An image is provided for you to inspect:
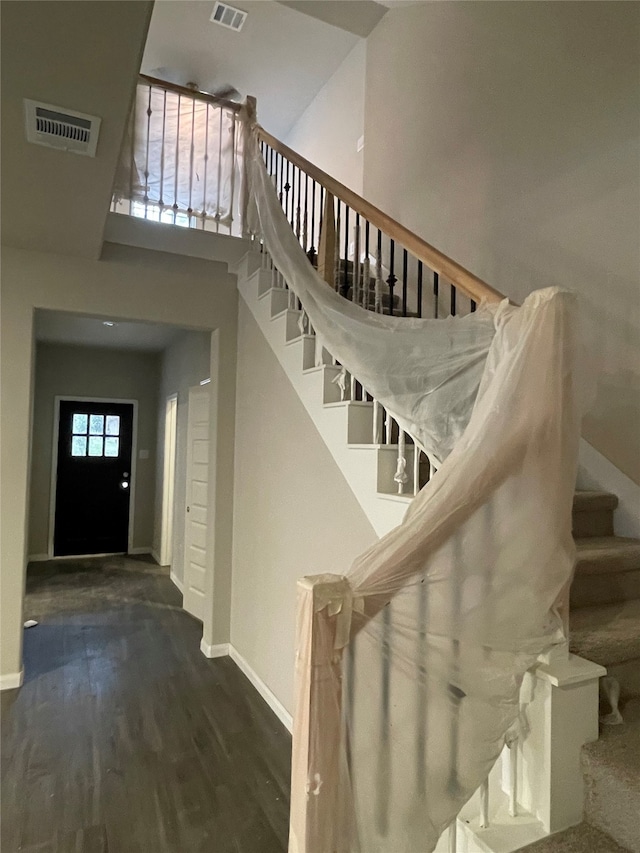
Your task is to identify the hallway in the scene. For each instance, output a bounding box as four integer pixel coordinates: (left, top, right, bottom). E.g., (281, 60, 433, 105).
(1, 556, 291, 852)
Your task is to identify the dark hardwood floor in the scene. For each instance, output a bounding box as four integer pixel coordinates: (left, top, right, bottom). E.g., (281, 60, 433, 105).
(1, 556, 291, 853)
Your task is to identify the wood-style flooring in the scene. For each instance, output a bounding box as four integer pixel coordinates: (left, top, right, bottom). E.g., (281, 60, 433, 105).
(1, 556, 291, 853)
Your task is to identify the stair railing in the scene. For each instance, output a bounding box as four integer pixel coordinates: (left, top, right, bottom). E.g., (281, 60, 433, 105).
(111, 75, 245, 234)
(112, 78, 547, 846)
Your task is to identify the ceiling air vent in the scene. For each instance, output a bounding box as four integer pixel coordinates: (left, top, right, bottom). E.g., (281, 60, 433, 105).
(24, 100, 101, 157)
(210, 2, 247, 32)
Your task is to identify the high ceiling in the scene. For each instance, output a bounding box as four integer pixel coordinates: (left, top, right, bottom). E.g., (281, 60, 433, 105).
(141, 0, 386, 138)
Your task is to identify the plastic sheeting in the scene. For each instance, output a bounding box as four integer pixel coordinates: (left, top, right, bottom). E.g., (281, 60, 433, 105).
(246, 138, 581, 852)
(113, 84, 242, 228)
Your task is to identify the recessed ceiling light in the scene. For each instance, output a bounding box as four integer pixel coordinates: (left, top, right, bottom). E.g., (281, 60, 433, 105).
(103, 321, 115, 327)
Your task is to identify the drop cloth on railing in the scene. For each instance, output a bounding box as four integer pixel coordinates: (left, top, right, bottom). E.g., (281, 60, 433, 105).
(246, 139, 581, 852)
(113, 83, 242, 227)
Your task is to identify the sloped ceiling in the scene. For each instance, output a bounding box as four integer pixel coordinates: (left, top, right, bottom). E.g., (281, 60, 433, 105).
(276, 1, 387, 38)
(141, 0, 374, 138)
(0, 1, 153, 259)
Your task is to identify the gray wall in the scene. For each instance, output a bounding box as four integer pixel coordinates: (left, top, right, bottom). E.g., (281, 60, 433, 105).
(1, 242, 237, 680)
(363, 1, 640, 484)
(281, 2, 640, 486)
(153, 330, 212, 582)
(29, 343, 160, 556)
(231, 301, 377, 714)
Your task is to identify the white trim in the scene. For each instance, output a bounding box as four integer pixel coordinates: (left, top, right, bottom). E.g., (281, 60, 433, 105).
(578, 438, 640, 537)
(228, 645, 293, 733)
(49, 396, 139, 557)
(128, 546, 152, 555)
(31, 551, 126, 561)
(200, 640, 229, 658)
(196, 642, 293, 732)
(151, 549, 162, 565)
(160, 394, 178, 567)
(0, 670, 24, 691)
(28, 553, 50, 562)
(170, 571, 184, 594)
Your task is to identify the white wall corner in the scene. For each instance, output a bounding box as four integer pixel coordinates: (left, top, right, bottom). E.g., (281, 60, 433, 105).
(229, 645, 293, 733)
(0, 669, 24, 691)
(200, 639, 229, 659)
(578, 438, 640, 537)
(151, 549, 162, 566)
(170, 571, 184, 594)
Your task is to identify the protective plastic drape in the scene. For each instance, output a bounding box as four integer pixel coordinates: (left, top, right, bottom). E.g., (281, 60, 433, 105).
(247, 138, 580, 852)
(113, 85, 242, 227)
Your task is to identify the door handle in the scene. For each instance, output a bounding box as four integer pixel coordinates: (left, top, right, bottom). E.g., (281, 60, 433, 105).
(186, 506, 190, 513)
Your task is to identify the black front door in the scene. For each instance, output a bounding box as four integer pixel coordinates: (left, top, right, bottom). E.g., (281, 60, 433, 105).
(53, 400, 134, 557)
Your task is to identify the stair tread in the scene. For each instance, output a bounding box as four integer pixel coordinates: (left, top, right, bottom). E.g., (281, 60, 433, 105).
(573, 490, 619, 512)
(518, 822, 630, 852)
(575, 537, 640, 575)
(570, 598, 640, 666)
(584, 696, 640, 779)
(582, 697, 640, 852)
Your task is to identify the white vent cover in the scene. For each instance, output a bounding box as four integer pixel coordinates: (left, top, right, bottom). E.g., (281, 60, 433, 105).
(210, 1, 247, 31)
(24, 100, 101, 157)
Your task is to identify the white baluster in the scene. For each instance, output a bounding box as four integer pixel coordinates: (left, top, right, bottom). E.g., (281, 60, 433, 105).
(413, 446, 421, 496)
(384, 410, 393, 445)
(448, 819, 458, 853)
(372, 400, 382, 444)
(480, 778, 490, 828)
(394, 430, 408, 495)
(508, 737, 518, 817)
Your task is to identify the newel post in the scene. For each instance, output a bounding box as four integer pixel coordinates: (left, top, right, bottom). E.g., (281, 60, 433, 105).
(241, 95, 258, 238)
(317, 191, 336, 288)
(289, 574, 353, 853)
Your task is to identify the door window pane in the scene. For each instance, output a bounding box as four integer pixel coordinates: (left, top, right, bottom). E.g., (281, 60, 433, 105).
(89, 415, 105, 435)
(71, 436, 87, 456)
(72, 414, 88, 434)
(88, 436, 104, 456)
(104, 437, 119, 457)
(105, 415, 120, 436)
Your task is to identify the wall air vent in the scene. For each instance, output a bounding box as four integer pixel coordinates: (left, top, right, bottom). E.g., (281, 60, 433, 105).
(24, 100, 101, 157)
(210, 1, 247, 31)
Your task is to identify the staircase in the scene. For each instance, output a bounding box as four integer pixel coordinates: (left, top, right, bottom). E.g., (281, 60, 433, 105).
(235, 247, 640, 852)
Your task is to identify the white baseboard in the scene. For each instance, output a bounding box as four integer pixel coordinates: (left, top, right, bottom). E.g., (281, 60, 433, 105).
(128, 546, 152, 556)
(200, 640, 229, 658)
(170, 572, 184, 594)
(228, 645, 293, 733)
(150, 549, 162, 566)
(578, 439, 640, 537)
(28, 554, 50, 562)
(0, 670, 24, 691)
(197, 640, 293, 732)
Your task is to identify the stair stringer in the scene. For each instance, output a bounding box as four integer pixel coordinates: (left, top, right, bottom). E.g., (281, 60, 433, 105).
(235, 252, 410, 538)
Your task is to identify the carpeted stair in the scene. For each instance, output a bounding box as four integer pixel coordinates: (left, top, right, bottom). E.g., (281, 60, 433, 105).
(522, 490, 640, 851)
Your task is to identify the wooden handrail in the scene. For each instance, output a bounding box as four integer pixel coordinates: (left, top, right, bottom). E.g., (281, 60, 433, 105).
(138, 73, 244, 113)
(255, 125, 505, 306)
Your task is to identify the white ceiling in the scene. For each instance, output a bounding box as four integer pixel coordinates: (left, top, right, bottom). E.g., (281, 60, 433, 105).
(35, 310, 184, 353)
(141, 0, 383, 138)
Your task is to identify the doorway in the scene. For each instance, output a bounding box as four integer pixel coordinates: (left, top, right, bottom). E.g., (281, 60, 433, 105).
(183, 385, 210, 621)
(52, 398, 136, 557)
(159, 394, 178, 567)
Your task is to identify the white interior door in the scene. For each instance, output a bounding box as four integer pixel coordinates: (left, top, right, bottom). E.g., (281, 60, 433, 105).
(183, 385, 209, 621)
